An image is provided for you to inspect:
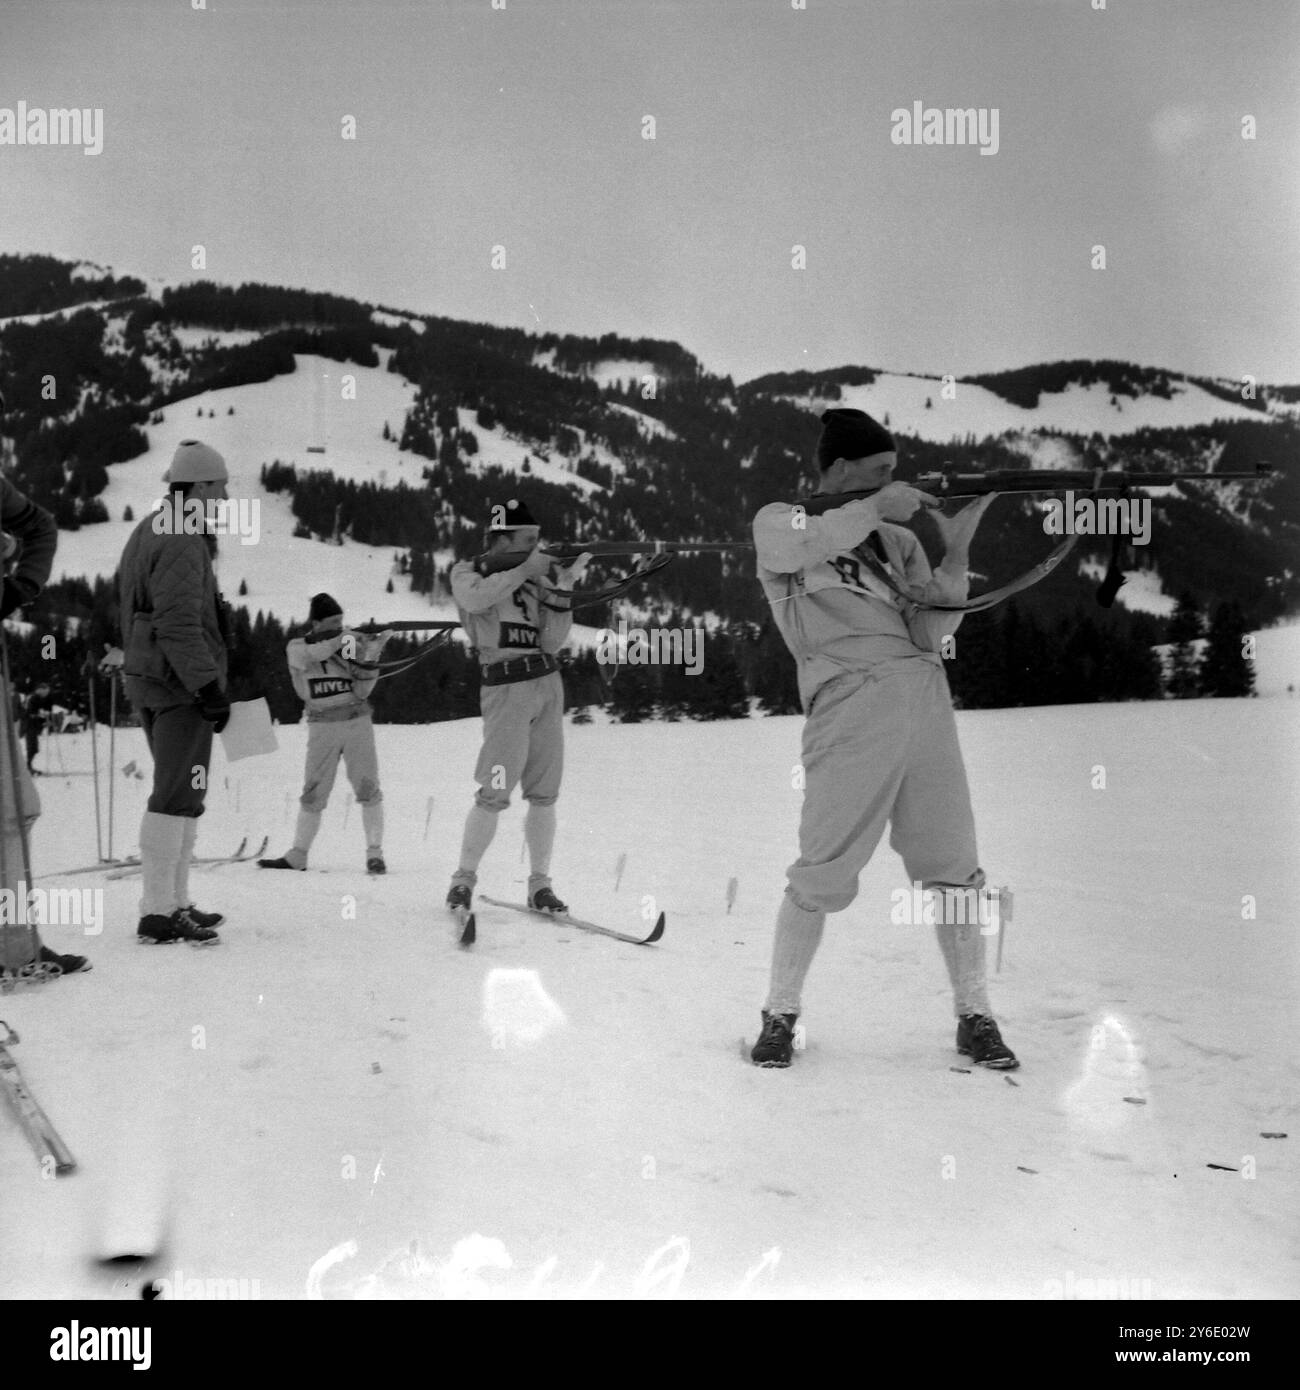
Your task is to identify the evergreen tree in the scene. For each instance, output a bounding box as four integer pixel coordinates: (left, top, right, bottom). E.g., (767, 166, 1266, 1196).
(749, 620, 800, 715)
(1165, 591, 1203, 698)
(1200, 601, 1256, 697)
(607, 663, 657, 723)
(691, 634, 750, 720)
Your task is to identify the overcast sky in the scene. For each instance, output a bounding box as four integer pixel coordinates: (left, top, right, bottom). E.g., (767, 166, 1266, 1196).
(2, 0, 1296, 384)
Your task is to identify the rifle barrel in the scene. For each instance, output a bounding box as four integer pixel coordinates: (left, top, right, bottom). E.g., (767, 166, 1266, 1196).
(353, 620, 461, 633)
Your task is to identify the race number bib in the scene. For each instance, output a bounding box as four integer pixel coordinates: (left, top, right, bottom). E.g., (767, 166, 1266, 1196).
(498, 622, 539, 650)
(802, 546, 904, 608)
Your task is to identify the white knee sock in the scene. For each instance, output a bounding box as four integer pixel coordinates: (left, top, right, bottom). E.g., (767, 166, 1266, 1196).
(140, 812, 185, 919)
(174, 817, 198, 907)
(933, 922, 991, 1018)
(453, 803, 499, 887)
(282, 809, 321, 870)
(524, 802, 556, 891)
(764, 894, 826, 1016)
(361, 801, 384, 856)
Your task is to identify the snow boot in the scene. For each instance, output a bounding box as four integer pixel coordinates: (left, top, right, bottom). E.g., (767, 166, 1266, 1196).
(38, 944, 91, 975)
(751, 1010, 798, 1068)
(367, 855, 386, 875)
(180, 904, 225, 931)
(258, 856, 305, 871)
(529, 885, 568, 915)
(956, 1014, 1019, 1070)
(137, 910, 220, 946)
(446, 883, 472, 913)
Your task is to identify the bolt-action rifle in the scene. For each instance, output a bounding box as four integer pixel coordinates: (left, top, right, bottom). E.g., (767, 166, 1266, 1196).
(538, 461, 1275, 612)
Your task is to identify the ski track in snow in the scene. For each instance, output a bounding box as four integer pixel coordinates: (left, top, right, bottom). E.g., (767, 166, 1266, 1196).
(0, 700, 1296, 1299)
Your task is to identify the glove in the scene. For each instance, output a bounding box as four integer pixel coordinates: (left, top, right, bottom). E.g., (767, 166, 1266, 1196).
(196, 680, 232, 733)
(0, 576, 36, 620)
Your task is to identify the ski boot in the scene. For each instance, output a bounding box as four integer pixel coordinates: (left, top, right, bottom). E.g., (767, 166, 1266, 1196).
(258, 856, 304, 871)
(367, 855, 387, 875)
(137, 910, 220, 946)
(956, 1014, 1019, 1070)
(751, 1010, 798, 1068)
(529, 886, 568, 915)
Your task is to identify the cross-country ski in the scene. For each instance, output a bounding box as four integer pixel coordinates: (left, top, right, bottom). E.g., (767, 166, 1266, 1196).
(0, 1022, 75, 1175)
(478, 894, 666, 946)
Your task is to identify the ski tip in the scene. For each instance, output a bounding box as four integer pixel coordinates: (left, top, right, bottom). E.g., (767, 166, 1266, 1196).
(641, 912, 666, 944)
(458, 914, 476, 947)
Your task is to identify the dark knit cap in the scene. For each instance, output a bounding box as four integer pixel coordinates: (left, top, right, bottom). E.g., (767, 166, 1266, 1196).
(487, 497, 538, 531)
(309, 592, 344, 623)
(816, 408, 896, 470)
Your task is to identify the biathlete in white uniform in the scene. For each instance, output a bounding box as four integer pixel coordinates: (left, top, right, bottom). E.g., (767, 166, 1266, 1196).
(259, 592, 393, 874)
(445, 499, 588, 917)
(750, 408, 1018, 1070)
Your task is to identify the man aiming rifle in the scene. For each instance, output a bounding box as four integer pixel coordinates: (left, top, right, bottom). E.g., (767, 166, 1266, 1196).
(749, 407, 1014, 1069)
(259, 593, 394, 874)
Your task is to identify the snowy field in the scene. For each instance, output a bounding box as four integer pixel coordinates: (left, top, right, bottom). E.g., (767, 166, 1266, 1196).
(0, 692, 1296, 1300)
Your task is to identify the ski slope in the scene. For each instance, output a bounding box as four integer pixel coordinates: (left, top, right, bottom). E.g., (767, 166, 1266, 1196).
(49, 353, 623, 634)
(0, 695, 1295, 1299)
(774, 372, 1276, 444)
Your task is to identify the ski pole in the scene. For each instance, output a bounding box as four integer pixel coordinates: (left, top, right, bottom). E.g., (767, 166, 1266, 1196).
(0, 624, 40, 961)
(0, 677, 11, 979)
(107, 677, 116, 862)
(87, 665, 103, 861)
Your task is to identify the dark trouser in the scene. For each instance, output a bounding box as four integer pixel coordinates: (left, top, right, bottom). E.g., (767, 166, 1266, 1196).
(25, 728, 38, 768)
(141, 702, 213, 817)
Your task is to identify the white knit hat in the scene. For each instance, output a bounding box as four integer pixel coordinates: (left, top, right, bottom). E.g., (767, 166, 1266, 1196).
(164, 439, 228, 484)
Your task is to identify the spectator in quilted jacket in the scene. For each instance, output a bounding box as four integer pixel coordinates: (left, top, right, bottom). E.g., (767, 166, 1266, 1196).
(116, 439, 234, 945)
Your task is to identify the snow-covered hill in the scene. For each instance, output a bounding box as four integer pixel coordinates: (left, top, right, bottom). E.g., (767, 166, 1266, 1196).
(773, 372, 1275, 445)
(1, 698, 1295, 1298)
(49, 355, 613, 633)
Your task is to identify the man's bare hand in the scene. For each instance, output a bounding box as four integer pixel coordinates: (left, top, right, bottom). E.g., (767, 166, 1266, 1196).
(99, 645, 124, 673)
(931, 494, 995, 560)
(874, 482, 939, 524)
(518, 547, 553, 580)
(553, 552, 592, 589)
